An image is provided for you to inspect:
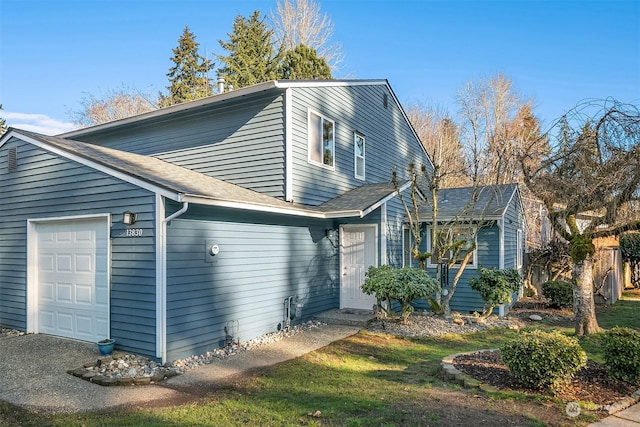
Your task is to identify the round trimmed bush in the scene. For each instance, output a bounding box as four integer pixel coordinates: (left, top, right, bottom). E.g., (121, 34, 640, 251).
(500, 330, 587, 393)
(603, 327, 640, 385)
(541, 280, 573, 308)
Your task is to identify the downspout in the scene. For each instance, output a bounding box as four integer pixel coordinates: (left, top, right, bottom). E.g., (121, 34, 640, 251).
(158, 199, 189, 363)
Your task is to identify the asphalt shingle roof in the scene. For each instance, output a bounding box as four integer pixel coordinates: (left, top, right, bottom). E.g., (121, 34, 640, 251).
(417, 183, 519, 220)
(9, 129, 399, 219)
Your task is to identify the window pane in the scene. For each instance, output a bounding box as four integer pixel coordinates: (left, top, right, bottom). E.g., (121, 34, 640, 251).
(309, 113, 322, 163)
(322, 119, 334, 166)
(355, 133, 365, 179)
(355, 135, 364, 156)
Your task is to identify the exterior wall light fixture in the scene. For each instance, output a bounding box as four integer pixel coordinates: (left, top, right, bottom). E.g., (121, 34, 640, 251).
(123, 211, 137, 225)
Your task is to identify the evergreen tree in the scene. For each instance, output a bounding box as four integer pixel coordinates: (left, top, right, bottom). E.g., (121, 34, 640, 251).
(160, 26, 213, 107)
(279, 44, 332, 80)
(217, 11, 282, 89)
(0, 104, 7, 135)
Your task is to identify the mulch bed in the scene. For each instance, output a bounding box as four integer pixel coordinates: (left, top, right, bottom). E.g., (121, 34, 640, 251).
(453, 349, 638, 406)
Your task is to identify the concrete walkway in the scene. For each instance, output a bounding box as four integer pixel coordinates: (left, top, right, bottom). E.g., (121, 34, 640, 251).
(0, 324, 360, 413)
(588, 403, 640, 426)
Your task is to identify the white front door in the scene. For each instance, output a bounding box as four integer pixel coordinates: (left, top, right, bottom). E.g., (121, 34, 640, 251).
(30, 217, 109, 342)
(340, 225, 378, 310)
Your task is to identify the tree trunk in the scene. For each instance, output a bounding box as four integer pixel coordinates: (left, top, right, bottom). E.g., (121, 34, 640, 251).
(573, 254, 601, 335)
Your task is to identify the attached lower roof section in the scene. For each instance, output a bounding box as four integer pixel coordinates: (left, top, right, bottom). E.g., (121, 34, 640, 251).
(2, 128, 403, 220)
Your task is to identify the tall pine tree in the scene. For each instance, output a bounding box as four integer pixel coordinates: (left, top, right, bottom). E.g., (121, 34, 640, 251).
(217, 11, 282, 89)
(279, 44, 332, 80)
(0, 104, 7, 135)
(160, 26, 213, 107)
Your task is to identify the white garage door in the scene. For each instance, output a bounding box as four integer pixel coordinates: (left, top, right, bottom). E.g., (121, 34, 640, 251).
(35, 218, 109, 342)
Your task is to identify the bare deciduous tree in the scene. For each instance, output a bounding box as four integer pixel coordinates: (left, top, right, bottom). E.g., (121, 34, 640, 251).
(521, 99, 640, 335)
(457, 74, 541, 186)
(69, 87, 157, 127)
(270, 0, 343, 71)
(406, 103, 468, 188)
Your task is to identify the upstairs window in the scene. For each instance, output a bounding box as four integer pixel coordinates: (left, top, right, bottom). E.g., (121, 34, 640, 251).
(308, 110, 334, 169)
(354, 132, 365, 180)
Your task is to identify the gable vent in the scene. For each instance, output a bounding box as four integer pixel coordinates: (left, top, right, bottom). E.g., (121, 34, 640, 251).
(383, 93, 388, 109)
(8, 147, 17, 172)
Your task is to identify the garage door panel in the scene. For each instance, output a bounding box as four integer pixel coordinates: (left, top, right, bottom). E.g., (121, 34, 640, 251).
(34, 218, 109, 342)
(75, 284, 93, 305)
(56, 254, 73, 272)
(75, 254, 93, 272)
(40, 282, 55, 301)
(40, 255, 55, 272)
(39, 311, 54, 330)
(56, 312, 74, 333)
(57, 283, 73, 303)
(96, 318, 108, 337)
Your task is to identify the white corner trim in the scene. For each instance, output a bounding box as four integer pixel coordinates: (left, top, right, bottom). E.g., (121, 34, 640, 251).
(285, 88, 293, 202)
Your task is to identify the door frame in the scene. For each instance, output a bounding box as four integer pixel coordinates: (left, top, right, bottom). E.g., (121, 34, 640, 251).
(26, 213, 111, 336)
(339, 224, 378, 309)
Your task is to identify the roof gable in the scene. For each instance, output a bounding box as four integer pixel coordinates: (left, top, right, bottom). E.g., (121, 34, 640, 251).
(418, 183, 521, 221)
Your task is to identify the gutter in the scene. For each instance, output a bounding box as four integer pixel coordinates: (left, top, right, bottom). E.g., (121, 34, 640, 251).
(157, 200, 189, 363)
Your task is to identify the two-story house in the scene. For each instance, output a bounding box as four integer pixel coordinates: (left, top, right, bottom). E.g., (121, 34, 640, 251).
(0, 80, 432, 362)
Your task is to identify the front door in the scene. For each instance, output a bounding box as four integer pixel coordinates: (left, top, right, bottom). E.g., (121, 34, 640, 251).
(340, 225, 377, 310)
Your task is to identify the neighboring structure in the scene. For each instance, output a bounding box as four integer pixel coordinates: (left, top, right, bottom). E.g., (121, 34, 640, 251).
(404, 183, 527, 315)
(0, 80, 432, 362)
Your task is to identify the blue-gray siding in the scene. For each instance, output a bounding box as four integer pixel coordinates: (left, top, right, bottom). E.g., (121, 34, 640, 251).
(0, 136, 157, 356)
(164, 205, 338, 361)
(289, 85, 429, 205)
(71, 91, 287, 198)
(69, 84, 431, 208)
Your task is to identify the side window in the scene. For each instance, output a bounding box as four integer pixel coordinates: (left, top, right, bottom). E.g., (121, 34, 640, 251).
(428, 225, 477, 267)
(354, 132, 365, 180)
(308, 110, 335, 169)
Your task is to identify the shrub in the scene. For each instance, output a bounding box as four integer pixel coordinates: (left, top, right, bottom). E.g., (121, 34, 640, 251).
(500, 330, 587, 393)
(361, 265, 438, 322)
(602, 327, 640, 385)
(469, 267, 522, 317)
(542, 280, 573, 308)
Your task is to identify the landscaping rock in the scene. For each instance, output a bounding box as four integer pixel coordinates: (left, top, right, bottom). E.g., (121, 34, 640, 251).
(529, 314, 543, 321)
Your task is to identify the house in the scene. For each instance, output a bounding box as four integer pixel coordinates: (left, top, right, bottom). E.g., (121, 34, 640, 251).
(0, 79, 433, 362)
(404, 183, 526, 315)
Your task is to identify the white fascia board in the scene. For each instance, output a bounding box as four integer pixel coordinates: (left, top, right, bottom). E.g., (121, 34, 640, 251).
(178, 193, 364, 219)
(13, 132, 180, 201)
(274, 79, 388, 89)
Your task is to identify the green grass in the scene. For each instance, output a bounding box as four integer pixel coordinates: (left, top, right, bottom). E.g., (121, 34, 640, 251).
(4, 297, 640, 427)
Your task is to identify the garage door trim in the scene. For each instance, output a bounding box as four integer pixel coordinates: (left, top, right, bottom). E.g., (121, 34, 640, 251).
(26, 214, 111, 340)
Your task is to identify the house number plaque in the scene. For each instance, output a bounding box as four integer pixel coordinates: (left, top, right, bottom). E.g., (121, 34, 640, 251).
(125, 228, 143, 237)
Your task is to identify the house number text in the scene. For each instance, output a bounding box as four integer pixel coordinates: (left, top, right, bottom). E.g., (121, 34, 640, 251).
(126, 228, 143, 237)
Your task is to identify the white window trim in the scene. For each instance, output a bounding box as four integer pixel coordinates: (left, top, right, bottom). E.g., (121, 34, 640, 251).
(402, 225, 414, 267)
(517, 229, 523, 269)
(426, 224, 478, 269)
(307, 109, 335, 170)
(354, 131, 365, 180)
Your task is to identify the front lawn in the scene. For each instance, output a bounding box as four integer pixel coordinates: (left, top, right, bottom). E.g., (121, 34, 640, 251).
(3, 295, 640, 427)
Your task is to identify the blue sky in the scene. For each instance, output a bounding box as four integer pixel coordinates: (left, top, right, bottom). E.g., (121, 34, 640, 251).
(1, 0, 638, 135)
